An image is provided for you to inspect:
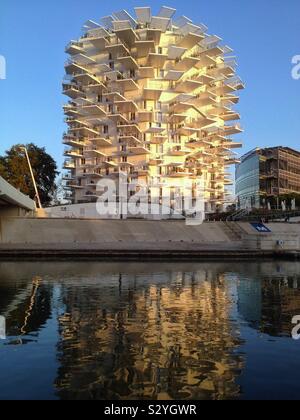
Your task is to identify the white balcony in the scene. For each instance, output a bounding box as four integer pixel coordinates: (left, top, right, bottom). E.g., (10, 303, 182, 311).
(73, 73, 101, 85)
(175, 78, 202, 93)
(63, 135, 86, 148)
(114, 99, 138, 113)
(173, 56, 199, 72)
(118, 135, 142, 146)
(129, 146, 151, 155)
(138, 66, 155, 79)
(108, 113, 129, 124)
(134, 40, 155, 58)
(114, 78, 139, 91)
(117, 55, 139, 70)
(63, 160, 76, 169)
(115, 28, 139, 47)
(65, 41, 84, 55)
(78, 104, 107, 117)
(105, 43, 130, 57)
(62, 83, 86, 99)
(137, 110, 153, 123)
(177, 33, 204, 49)
(147, 53, 168, 67)
(64, 148, 84, 158)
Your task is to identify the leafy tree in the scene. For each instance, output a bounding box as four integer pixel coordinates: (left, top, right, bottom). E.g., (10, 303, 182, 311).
(0, 143, 59, 206)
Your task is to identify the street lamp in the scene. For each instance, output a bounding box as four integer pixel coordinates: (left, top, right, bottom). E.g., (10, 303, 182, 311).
(19, 146, 42, 209)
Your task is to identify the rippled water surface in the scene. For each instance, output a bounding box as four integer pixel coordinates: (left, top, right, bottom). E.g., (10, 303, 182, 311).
(1, 261, 300, 400)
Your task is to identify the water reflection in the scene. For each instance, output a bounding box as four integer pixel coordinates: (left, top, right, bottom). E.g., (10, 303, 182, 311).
(0, 261, 300, 400)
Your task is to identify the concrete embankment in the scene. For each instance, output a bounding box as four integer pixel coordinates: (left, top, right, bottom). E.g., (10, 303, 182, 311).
(0, 217, 299, 260)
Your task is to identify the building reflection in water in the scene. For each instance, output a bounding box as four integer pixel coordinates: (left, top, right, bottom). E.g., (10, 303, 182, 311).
(237, 263, 300, 337)
(55, 267, 243, 400)
(1, 261, 300, 400)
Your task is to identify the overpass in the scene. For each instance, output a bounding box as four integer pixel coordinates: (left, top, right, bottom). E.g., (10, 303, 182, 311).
(0, 176, 36, 216)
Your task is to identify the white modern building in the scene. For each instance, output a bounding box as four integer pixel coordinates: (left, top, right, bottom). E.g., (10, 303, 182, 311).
(62, 6, 244, 217)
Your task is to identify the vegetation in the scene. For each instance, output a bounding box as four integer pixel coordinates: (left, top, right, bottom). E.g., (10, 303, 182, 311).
(0, 143, 59, 206)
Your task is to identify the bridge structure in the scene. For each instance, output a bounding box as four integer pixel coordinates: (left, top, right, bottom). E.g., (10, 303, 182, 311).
(0, 176, 36, 216)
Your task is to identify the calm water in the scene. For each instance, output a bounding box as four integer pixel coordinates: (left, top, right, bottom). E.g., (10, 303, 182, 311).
(0, 260, 300, 400)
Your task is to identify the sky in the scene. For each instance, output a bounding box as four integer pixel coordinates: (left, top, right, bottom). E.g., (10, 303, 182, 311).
(0, 0, 299, 170)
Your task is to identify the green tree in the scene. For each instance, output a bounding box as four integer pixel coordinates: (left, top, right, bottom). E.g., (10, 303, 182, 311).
(0, 143, 59, 206)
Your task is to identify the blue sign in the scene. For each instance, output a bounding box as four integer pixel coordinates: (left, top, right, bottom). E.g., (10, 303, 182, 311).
(251, 223, 272, 233)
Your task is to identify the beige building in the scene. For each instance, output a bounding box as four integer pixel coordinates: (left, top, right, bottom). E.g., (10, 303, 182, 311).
(63, 6, 244, 214)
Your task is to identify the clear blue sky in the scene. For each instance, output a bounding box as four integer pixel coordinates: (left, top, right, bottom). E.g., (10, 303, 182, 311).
(0, 0, 299, 170)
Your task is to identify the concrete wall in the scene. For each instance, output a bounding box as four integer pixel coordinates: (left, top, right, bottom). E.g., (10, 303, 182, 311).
(42, 203, 185, 220)
(237, 222, 300, 251)
(0, 218, 232, 246)
(0, 218, 299, 255)
(0, 206, 34, 218)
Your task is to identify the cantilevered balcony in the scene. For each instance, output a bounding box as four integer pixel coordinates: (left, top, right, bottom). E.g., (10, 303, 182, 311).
(222, 123, 243, 136)
(77, 104, 107, 117)
(88, 137, 112, 146)
(118, 135, 142, 146)
(64, 148, 84, 159)
(147, 53, 168, 67)
(105, 42, 130, 58)
(164, 168, 193, 178)
(117, 123, 141, 136)
(83, 147, 108, 158)
(168, 113, 188, 124)
(114, 99, 138, 113)
(63, 104, 79, 117)
(62, 82, 86, 99)
(107, 113, 129, 124)
(219, 112, 241, 122)
(73, 72, 101, 86)
(134, 40, 156, 58)
(191, 92, 218, 108)
(63, 160, 76, 169)
(63, 134, 86, 148)
(177, 32, 204, 49)
(88, 34, 110, 50)
(164, 70, 184, 81)
(143, 80, 166, 100)
(166, 146, 191, 156)
(138, 66, 155, 79)
(114, 77, 139, 91)
(173, 56, 199, 72)
(175, 77, 202, 93)
(68, 125, 100, 137)
(65, 181, 85, 189)
(150, 134, 168, 144)
(117, 54, 139, 70)
(114, 28, 139, 48)
(128, 146, 151, 155)
(65, 60, 92, 75)
(138, 110, 154, 123)
(65, 41, 84, 55)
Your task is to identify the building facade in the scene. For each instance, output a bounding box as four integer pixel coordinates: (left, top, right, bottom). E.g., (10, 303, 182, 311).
(63, 6, 243, 216)
(236, 147, 300, 209)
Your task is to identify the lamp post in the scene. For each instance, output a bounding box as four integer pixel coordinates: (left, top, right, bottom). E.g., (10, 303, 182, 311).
(19, 146, 42, 209)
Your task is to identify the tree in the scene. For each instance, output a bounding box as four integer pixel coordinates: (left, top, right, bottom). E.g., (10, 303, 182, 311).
(0, 143, 59, 206)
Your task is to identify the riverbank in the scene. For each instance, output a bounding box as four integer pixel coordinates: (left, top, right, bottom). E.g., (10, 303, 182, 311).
(0, 218, 299, 260)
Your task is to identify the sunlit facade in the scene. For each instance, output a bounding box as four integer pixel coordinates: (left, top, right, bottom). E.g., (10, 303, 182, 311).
(62, 6, 244, 214)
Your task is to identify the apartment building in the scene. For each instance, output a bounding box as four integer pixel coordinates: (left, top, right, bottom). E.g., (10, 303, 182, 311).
(236, 147, 300, 209)
(62, 6, 244, 215)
